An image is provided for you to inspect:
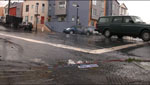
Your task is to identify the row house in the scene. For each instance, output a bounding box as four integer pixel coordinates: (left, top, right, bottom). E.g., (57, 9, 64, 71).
(46, 0, 105, 32)
(3, 2, 23, 23)
(119, 3, 128, 16)
(22, 0, 48, 28)
(105, 0, 120, 16)
(9, 2, 23, 17)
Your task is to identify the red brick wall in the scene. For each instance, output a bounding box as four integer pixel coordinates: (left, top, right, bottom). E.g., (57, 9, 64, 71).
(9, 7, 16, 16)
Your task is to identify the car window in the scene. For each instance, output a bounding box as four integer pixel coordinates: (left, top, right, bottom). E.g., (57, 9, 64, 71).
(112, 17, 122, 23)
(98, 18, 109, 23)
(123, 17, 132, 23)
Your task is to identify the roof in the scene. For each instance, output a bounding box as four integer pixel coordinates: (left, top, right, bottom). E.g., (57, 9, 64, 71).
(120, 3, 128, 10)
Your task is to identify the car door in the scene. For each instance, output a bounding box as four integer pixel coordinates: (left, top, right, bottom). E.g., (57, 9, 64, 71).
(121, 16, 140, 35)
(96, 17, 110, 33)
(110, 17, 123, 34)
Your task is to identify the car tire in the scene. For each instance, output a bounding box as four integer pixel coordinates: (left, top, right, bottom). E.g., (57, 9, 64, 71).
(70, 31, 74, 34)
(104, 29, 111, 38)
(141, 30, 150, 42)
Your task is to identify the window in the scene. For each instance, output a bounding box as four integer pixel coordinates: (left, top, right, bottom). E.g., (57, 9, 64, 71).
(92, 8, 97, 16)
(92, 0, 97, 5)
(26, 5, 29, 12)
(101, 1, 104, 9)
(31, 16, 33, 21)
(49, 4, 51, 10)
(58, 16, 65, 22)
(59, 1, 66, 8)
(31, 5, 34, 9)
(91, 21, 94, 26)
(123, 17, 132, 23)
(99, 18, 109, 23)
(113, 17, 122, 23)
(42, 4, 45, 13)
(25, 16, 28, 22)
(72, 16, 75, 21)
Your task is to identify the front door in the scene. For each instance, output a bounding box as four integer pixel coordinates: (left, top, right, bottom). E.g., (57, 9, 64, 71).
(41, 16, 44, 24)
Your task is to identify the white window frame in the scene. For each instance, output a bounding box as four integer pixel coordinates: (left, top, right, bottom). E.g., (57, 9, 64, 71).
(92, 8, 97, 16)
(92, 0, 97, 5)
(59, 1, 66, 8)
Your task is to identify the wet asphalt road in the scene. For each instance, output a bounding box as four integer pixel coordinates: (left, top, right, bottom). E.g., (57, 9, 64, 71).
(0, 25, 150, 84)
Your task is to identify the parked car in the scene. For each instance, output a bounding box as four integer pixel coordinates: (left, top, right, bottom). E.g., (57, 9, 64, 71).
(63, 25, 95, 35)
(18, 22, 33, 31)
(96, 16, 150, 41)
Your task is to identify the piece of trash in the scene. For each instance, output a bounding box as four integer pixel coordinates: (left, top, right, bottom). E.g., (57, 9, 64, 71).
(68, 59, 76, 65)
(77, 60, 83, 64)
(78, 64, 99, 69)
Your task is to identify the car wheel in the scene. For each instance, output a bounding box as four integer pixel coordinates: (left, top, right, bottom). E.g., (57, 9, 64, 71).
(70, 31, 74, 34)
(117, 35, 123, 39)
(104, 29, 111, 38)
(141, 30, 150, 42)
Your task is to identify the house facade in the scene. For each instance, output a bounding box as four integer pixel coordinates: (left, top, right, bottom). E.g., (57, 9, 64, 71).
(0, 7, 4, 17)
(22, 0, 48, 26)
(119, 3, 128, 16)
(105, 0, 120, 16)
(46, 0, 105, 32)
(9, 2, 23, 17)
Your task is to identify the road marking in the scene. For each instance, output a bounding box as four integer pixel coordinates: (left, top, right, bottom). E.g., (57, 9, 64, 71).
(0, 33, 148, 54)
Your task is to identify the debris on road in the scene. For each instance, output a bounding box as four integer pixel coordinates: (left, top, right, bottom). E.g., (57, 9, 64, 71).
(78, 64, 99, 69)
(68, 59, 76, 65)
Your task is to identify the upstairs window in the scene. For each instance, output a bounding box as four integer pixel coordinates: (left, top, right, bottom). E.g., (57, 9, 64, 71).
(92, 0, 97, 5)
(92, 8, 97, 16)
(42, 4, 45, 13)
(26, 5, 29, 12)
(59, 1, 66, 8)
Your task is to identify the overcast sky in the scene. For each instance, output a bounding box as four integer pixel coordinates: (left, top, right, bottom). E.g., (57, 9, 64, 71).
(0, 0, 150, 23)
(118, 0, 150, 23)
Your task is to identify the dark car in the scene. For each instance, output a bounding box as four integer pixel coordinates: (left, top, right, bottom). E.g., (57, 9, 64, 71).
(18, 22, 33, 31)
(96, 16, 150, 41)
(63, 25, 95, 35)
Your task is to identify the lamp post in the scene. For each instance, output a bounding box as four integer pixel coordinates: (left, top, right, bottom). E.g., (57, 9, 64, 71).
(35, 3, 39, 33)
(73, 3, 79, 26)
(76, 5, 79, 26)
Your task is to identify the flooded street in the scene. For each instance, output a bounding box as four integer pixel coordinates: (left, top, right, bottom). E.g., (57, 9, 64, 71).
(0, 25, 150, 84)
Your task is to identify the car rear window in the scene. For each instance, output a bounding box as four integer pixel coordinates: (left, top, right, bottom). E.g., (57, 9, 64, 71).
(98, 18, 110, 23)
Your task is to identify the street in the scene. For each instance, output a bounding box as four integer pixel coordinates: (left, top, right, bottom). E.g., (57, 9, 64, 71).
(0, 25, 150, 84)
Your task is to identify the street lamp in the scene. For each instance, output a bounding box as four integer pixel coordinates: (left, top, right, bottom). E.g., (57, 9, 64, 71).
(35, 3, 39, 33)
(73, 3, 79, 26)
(76, 5, 79, 26)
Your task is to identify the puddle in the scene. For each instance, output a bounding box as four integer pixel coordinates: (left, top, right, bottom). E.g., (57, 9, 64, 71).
(0, 38, 23, 61)
(140, 62, 150, 71)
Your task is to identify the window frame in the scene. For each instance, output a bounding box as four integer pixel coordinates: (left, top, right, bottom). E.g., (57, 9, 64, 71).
(26, 5, 29, 12)
(98, 17, 110, 23)
(112, 17, 123, 23)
